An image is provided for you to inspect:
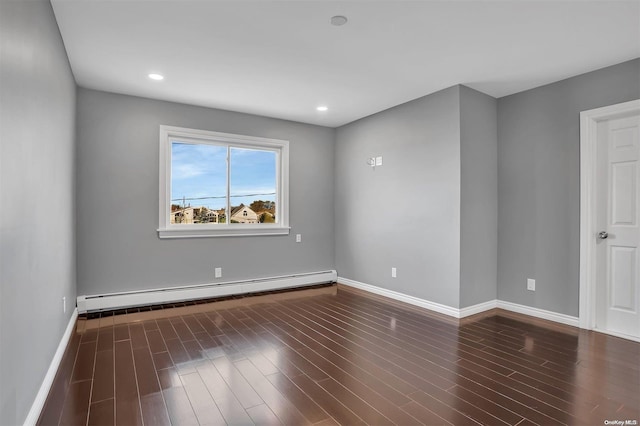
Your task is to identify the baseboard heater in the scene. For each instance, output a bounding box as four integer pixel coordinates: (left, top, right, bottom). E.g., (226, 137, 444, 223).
(77, 269, 337, 314)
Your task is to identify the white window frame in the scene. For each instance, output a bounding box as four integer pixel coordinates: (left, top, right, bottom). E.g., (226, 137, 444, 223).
(158, 125, 290, 238)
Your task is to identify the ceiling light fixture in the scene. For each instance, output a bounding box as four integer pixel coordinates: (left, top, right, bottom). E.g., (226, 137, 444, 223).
(148, 73, 164, 81)
(317, 106, 328, 112)
(330, 15, 348, 26)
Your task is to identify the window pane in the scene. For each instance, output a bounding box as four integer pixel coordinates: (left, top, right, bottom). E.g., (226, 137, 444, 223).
(171, 142, 227, 224)
(229, 147, 277, 224)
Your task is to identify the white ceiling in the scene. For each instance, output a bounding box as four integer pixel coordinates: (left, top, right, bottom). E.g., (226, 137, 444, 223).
(51, 0, 640, 128)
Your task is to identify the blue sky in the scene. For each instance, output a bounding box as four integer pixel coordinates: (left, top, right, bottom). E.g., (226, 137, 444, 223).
(171, 142, 276, 210)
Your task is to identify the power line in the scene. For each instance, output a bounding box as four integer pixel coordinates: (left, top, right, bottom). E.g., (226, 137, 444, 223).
(171, 192, 275, 202)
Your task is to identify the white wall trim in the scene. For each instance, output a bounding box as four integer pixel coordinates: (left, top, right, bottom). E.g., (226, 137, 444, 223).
(579, 99, 640, 330)
(459, 299, 498, 317)
(77, 270, 337, 313)
(158, 125, 290, 239)
(496, 300, 579, 328)
(338, 277, 497, 319)
(24, 308, 78, 426)
(338, 277, 580, 327)
(338, 277, 461, 317)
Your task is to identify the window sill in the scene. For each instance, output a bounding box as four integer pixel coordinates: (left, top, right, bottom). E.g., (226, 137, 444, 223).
(157, 226, 291, 239)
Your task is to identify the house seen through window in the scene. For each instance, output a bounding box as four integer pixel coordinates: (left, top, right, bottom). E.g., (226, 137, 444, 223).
(159, 126, 289, 238)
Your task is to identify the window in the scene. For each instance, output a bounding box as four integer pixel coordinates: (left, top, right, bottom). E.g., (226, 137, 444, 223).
(159, 126, 289, 238)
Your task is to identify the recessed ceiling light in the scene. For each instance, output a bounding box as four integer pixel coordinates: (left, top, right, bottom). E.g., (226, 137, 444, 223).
(148, 73, 164, 81)
(330, 15, 348, 26)
(317, 106, 328, 112)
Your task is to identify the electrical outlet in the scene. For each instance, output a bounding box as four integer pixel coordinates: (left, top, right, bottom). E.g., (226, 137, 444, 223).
(215, 267, 222, 278)
(296, 234, 302, 243)
(375, 156, 383, 166)
(62, 296, 66, 313)
(527, 278, 535, 291)
(391, 267, 397, 278)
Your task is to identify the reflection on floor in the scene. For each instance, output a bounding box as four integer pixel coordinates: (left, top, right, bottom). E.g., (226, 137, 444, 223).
(38, 284, 640, 425)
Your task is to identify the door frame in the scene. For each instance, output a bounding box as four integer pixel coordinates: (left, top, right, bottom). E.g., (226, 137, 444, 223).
(579, 99, 640, 332)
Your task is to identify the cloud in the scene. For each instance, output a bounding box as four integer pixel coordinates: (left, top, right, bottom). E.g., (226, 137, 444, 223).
(172, 163, 206, 180)
(171, 142, 227, 180)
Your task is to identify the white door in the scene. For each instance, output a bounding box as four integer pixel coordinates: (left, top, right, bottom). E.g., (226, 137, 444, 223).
(595, 113, 640, 339)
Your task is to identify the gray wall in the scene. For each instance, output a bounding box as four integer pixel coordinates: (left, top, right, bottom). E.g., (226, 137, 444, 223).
(76, 89, 335, 296)
(0, 0, 77, 424)
(459, 86, 498, 308)
(335, 86, 462, 308)
(497, 58, 640, 317)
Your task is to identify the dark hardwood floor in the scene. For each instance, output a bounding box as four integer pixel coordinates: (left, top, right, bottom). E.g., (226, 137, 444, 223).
(38, 284, 640, 425)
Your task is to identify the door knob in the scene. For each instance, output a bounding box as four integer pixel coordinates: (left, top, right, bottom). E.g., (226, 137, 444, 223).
(598, 231, 609, 239)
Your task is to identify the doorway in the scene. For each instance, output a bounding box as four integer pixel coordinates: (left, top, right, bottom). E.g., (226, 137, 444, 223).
(580, 99, 640, 342)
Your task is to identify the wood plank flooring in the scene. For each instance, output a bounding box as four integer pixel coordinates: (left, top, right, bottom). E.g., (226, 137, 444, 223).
(38, 284, 640, 425)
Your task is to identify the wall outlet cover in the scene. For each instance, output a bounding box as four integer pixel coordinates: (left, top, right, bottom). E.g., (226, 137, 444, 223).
(527, 278, 535, 291)
(215, 267, 222, 278)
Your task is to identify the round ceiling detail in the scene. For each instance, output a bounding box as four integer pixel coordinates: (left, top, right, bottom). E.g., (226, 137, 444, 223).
(330, 15, 348, 26)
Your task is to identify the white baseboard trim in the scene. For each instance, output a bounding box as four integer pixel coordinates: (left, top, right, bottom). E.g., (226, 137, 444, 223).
(496, 300, 580, 328)
(77, 270, 337, 313)
(338, 277, 580, 327)
(24, 308, 78, 426)
(339, 277, 494, 319)
(459, 299, 499, 318)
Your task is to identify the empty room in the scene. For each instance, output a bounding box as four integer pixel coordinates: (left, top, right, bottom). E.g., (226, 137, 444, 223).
(1, 0, 639, 425)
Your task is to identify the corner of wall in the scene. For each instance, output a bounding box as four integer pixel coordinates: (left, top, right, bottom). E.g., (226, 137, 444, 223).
(334, 86, 463, 309)
(458, 86, 498, 308)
